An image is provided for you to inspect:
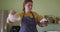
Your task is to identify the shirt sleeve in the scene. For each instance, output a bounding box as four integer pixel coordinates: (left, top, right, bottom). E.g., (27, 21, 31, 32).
(34, 12, 42, 26)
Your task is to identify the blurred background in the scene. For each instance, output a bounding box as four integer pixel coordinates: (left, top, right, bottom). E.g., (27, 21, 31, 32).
(0, 0, 60, 32)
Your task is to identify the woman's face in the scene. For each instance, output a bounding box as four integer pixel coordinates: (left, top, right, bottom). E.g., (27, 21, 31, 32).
(25, 2, 33, 12)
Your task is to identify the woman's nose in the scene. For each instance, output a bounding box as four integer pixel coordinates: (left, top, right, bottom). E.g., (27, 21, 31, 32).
(29, 5, 32, 9)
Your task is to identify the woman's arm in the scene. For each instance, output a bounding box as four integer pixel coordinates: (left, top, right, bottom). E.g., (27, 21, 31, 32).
(7, 14, 20, 24)
(7, 10, 20, 24)
(37, 15, 42, 27)
(33, 12, 42, 26)
(35, 12, 48, 27)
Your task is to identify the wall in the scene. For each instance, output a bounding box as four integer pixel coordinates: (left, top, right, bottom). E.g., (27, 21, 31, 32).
(0, 0, 60, 17)
(0, 0, 60, 32)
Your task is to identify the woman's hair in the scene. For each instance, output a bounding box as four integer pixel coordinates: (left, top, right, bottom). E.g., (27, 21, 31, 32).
(23, 0, 33, 12)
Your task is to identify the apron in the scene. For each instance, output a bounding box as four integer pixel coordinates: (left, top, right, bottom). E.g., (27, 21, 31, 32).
(19, 12, 38, 32)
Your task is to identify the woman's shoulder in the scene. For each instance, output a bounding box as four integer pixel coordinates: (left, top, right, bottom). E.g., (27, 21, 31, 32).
(32, 11, 42, 18)
(14, 12, 24, 17)
(32, 11, 39, 15)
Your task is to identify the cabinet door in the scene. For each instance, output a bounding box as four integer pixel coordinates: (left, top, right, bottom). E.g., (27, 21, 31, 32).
(0, 10, 8, 32)
(0, 10, 2, 32)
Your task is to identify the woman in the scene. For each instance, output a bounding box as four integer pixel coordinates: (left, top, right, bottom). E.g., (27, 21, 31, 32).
(7, 0, 47, 32)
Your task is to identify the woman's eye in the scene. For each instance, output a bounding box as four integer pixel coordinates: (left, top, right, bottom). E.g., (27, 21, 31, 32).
(28, 4, 32, 7)
(28, 4, 30, 6)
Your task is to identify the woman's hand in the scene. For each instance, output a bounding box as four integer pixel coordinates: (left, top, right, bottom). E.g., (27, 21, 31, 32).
(7, 18, 14, 24)
(40, 18, 48, 27)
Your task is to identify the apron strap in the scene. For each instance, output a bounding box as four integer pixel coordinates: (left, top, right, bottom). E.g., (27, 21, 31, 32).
(23, 11, 35, 21)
